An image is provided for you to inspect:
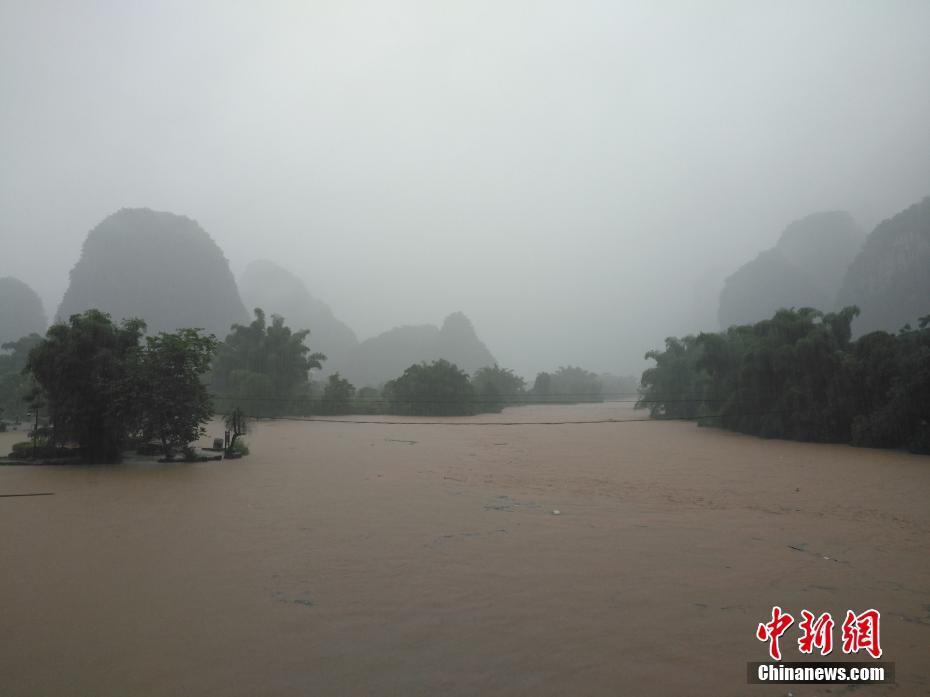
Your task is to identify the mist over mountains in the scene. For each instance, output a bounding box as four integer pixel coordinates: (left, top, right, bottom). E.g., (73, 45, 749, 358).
(328, 311, 497, 388)
(40, 209, 498, 386)
(716, 199, 929, 335)
(0, 277, 46, 346)
(56, 209, 248, 338)
(2, 193, 927, 380)
(838, 196, 930, 334)
(239, 259, 359, 362)
(238, 259, 496, 386)
(2, 2, 929, 378)
(718, 211, 865, 329)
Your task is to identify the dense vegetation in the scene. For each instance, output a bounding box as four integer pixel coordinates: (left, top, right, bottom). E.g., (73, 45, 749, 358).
(472, 365, 526, 412)
(211, 308, 326, 416)
(321, 373, 356, 414)
(0, 333, 42, 426)
(23, 310, 217, 462)
(382, 360, 475, 416)
(638, 306, 930, 453)
(531, 365, 603, 402)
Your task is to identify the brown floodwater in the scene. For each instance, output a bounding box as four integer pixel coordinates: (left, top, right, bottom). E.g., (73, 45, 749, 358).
(1, 404, 928, 696)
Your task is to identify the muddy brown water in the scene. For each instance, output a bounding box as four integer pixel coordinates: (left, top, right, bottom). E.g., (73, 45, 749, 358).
(1, 404, 928, 696)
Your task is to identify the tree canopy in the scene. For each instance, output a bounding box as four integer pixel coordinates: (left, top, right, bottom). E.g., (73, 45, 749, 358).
(27, 310, 147, 462)
(472, 365, 525, 412)
(137, 329, 218, 459)
(25, 309, 218, 462)
(530, 365, 603, 402)
(211, 308, 325, 415)
(0, 333, 43, 425)
(383, 359, 474, 416)
(637, 306, 930, 453)
(321, 372, 356, 414)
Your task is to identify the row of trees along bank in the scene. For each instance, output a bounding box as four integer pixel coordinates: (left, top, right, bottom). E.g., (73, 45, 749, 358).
(4, 306, 631, 462)
(637, 306, 930, 454)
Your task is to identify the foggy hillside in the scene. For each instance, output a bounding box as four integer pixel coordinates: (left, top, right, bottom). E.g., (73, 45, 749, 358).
(239, 260, 498, 385)
(838, 195, 930, 334)
(57, 209, 248, 338)
(239, 259, 359, 361)
(0, 277, 46, 346)
(329, 311, 496, 388)
(775, 211, 865, 302)
(718, 211, 864, 329)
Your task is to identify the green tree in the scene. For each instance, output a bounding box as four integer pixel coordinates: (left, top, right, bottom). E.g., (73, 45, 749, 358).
(212, 308, 325, 415)
(637, 335, 710, 418)
(0, 333, 43, 424)
(548, 366, 603, 401)
(383, 359, 474, 416)
(530, 366, 603, 403)
(321, 373, 356, 414)
(26, 310, 145, 463)
(138, 329, 218, 460)
(472, 365, 525, 412)
(636, 305, 930, 453)
(532, 371, 552, 398)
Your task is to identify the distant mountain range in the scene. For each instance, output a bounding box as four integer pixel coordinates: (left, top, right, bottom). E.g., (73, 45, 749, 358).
(237, 259, 496, 386)
(42, 209, 499, 386)
(3, 197, 924, 374)
(327, 311, 497, 388)
(718, 198, 929, 334)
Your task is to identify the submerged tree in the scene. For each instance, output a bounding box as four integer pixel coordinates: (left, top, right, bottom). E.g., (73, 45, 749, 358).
(636, 305, 930, 453)
(138, 329, 218, 460)
(25, 310, 219, 463)
(472, 365, 525, 412)
(26, 310, 145, 463)
(383, 359, 474, 416)
(321, 372, 356, 414)
(531, 365, 603, 403)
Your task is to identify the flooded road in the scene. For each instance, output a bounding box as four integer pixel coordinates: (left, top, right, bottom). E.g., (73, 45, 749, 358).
(1, 404, 928, 696)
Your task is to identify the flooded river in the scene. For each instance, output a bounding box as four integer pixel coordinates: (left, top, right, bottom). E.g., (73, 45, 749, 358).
(1, 403, 928, 696)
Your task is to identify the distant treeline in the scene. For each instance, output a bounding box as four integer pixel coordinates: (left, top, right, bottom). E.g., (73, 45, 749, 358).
(214, 359, 634, 418)
(202, 307, 636, 418)
(2, 306, 634, 441)
(637, 307, 930, 454)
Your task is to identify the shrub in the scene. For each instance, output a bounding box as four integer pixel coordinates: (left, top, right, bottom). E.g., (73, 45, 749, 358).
(8, 439, 78, 460)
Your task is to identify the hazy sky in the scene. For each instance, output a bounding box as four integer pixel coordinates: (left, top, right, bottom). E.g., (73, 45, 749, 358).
(2, 1, 929, 377)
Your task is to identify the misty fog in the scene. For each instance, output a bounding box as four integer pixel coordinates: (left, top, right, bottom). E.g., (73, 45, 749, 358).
(2, 1, 929, 377)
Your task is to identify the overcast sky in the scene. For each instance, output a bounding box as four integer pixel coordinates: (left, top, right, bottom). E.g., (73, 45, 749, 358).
(2, 0, 929, 377)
